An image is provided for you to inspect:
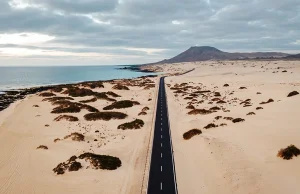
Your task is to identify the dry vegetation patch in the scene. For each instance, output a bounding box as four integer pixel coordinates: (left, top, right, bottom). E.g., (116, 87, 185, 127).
(186, 105, 195, 109)
(39, 92, 56, 97)
(138, 111, 147, 116)
(79, 97, 97, 103)
(260, 98, 274, 104)
(64, 132, 85, 141)
(204, 123, 218, 129)
(188, 109, 213, 115)
(247, 112, 256, 116)
(232, 118, 245, 123)
(112, 84, 129, 90)
(103, 100, 140, 110)
(117, 119, 144, 130)
(287, 91, 299, 97)
(183, 129, 202, 140)
(54, 115, 79, 122)
(43, 96, 74, 102)
(84, 112, 127, 121)
(51, 100, 99, 114)
(37, 145, 48, 150)
(79, 152, 122, 170)
(277, 145, 300, 160)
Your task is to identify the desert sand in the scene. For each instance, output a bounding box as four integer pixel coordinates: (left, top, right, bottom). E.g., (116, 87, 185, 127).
(1, 60, 300, 194)
(162, 60, 300, 194)
(0, 77, 158, 194)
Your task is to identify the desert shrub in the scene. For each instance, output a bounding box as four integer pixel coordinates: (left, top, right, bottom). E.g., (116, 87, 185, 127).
(287, 91, 299, 97)
(239, 87, 247, 89)
(210, 106, 221, 111)
(53, 156, 82, 175)
(68, 161, 82, 171)
(277, 145, 300, 160)
(51, 101, 99, 114)
(54, 138, 60, 143)
(183, 129, 202, 140)
(217, 100, 226, 104)
(204, 123, 218, 129)
(214, 92, 221, 97)
(54, 115, 79, 122)
(37, 145, 48, 150)
(33, 105, 39, 107)
(144, 84, 155, 90)
(51, 104, 81, 113)
(84, 112, 128, 121)
(247, 112, 255, 116)
(79, 152, 122, 170)
(224, 117, 233, 120)
(112, 84, 129, 90)
(232, 118, 245, 123)
(39, 92, 56, 97)
(79, 97, 97, 103)
(256, 107, 263, 110)
(186, 105, 195, 109)
(138, 111, 147, 116)
(51, 87, 63, 93)
(62, 87, 96, 97)
(79, 81, 104, 89)
(184, 97, 193, 100)
(94, 92, 116, 102)
(215, 116, 222, 120)
(43, 96, 74, 102)
(103, 100, 140, 110)
(220, 123, 227, 126)
(257, 92, 262, 94)
(142, 107, 150, 112)
(260, 98, 274, 104)
(211, 98, 221, 101)
(188, 109, 213, 115)
(117, 119, 144, 130)
(64, 132, 85, 141)
(106, 91, 121, 97)
(223, 84, 229, 87)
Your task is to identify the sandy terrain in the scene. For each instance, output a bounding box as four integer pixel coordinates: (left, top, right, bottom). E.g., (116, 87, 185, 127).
(164, 60, 300, 194)
(0, 76, 158, 194)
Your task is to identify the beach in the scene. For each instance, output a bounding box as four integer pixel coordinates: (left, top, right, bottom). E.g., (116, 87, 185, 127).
(0, 60, 300, 194)
(0, 77, 158, 194)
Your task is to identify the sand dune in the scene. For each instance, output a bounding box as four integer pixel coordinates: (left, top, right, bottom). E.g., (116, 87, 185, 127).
(0, 77, 158, 194)
(164, 60, 300, 194)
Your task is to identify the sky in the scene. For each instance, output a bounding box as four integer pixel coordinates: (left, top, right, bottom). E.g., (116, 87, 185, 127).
(0, 0, 299, 66)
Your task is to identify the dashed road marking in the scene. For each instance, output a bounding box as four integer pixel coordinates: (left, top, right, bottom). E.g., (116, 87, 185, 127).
(161, 165, 163, 172)
(161, 182, 163, 190)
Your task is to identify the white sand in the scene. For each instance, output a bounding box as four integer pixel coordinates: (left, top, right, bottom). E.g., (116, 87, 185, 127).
(164, 60, 300, 194)
(0, 77, 158, 194)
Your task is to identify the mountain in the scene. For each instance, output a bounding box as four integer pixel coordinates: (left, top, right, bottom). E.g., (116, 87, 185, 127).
(284, 53, 300, 59)
(150, 46, 290, 64)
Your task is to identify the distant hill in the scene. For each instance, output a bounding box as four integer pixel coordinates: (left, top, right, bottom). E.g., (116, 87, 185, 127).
(284, 53, 300, 59)
(149, 46, 290, 64)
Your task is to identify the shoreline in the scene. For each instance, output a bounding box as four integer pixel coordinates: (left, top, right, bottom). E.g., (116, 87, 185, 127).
(0, 74, 158, 113)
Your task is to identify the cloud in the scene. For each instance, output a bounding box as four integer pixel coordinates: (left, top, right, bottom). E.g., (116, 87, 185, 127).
(0, 0, 299, 65)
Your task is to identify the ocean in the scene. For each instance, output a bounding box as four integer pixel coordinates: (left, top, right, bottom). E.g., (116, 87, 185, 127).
(0, 65, 156, 92)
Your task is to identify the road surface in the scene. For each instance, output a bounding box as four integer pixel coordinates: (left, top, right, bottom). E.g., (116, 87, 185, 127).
(147, 77, 178, 194)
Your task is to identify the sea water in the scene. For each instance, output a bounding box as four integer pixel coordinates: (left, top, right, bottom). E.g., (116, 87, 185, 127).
(0, 65, 156, 91)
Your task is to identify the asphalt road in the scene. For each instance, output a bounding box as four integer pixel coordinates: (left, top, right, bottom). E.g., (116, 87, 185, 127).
(147, 77, 178, 194)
